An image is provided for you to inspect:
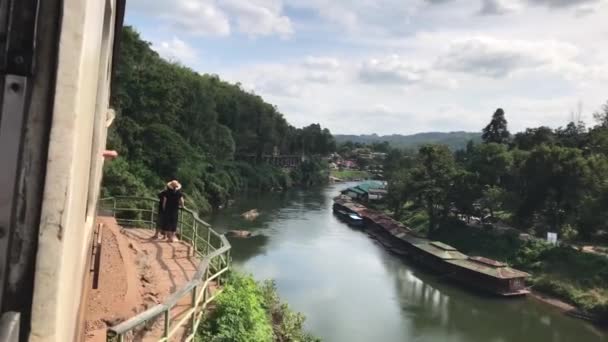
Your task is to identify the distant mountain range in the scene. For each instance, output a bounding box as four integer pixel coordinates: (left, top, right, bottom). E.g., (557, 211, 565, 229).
(334, 131, 482, 150)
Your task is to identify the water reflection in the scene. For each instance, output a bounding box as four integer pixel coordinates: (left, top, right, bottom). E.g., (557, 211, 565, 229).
(208, 184, 607, 342)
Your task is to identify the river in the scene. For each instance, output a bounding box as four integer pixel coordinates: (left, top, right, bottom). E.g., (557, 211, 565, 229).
(207, 182, 607, 342)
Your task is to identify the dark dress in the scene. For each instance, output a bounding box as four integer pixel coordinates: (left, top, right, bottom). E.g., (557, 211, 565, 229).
(157, 189, 169, 229)
(163, 189, 183, 232)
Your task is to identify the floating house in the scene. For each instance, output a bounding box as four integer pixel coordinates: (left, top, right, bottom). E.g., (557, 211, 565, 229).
(332, 197, 531, 297)
(408, 241, 468, 272)
(445, 256, 530, 296)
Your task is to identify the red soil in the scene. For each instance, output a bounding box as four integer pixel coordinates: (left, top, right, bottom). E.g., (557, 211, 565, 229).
(84, 217, 199, 341)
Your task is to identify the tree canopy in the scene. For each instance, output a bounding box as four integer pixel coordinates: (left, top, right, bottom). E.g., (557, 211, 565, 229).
(482, 108, 511, 144)
(386, 103, 608, 241)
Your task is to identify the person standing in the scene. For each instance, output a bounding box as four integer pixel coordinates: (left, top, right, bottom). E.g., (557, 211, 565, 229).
(162, 180, 184, 242)
(152, 184, 170, 239)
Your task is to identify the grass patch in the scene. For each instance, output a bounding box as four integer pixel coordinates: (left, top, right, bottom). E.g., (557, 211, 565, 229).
(402, 210, 430, 235)
(330, 170, 369, 181)
(198, 272, 320, 342)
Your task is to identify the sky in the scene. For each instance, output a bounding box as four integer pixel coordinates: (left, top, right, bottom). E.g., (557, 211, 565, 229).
(125, 0, 608, 135)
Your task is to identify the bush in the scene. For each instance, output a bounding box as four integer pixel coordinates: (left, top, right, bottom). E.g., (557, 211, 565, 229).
(199, 273, 320, 342)
(261, 280, 320, 342)
(199, 273, 273, 342)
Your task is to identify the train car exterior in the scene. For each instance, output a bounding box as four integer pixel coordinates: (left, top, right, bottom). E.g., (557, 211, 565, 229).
(0, 0, 125, 340)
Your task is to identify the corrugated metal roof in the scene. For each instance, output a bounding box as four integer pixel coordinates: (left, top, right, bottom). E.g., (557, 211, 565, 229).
(446, 258, 530, 279)
(412, 242, 468, 260)
(469, 256, 506, 267)
(430, 241, 458, 251)
(398, 234, 427, 245)
(355, 181, 386, 192)
(343, 187, 366, 195)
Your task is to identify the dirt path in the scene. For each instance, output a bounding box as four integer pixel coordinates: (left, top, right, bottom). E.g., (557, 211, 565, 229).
(84, 217, 199, 341)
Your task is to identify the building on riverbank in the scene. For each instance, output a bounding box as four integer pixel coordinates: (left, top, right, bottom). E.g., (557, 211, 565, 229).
(341, 181, 387, 201)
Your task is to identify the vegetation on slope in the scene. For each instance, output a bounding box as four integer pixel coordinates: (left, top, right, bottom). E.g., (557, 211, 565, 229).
(103, 27, 335, 212)
(197, 273, 319, 342)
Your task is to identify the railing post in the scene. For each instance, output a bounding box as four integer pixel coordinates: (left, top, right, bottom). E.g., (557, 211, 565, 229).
(164, 310, 170, 339)
(193, 220, 198, 257)
(206, 229, 211, 255)
(150, 200, 155, 229)
(191, 285, 197, 335)
(179, 209, 184, 239)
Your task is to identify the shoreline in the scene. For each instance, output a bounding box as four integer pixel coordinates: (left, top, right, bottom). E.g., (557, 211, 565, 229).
(529, 290, 602, 324)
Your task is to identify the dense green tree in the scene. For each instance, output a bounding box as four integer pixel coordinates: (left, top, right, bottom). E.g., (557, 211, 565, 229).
(556, 121, 587, 149)
(592, 101, 608, 128)
(469, 143, 513, 186)
(512, 126, 555, 150)
(409, 145, 458, 233)
(449, 170, 481, 222)
(480, 185, 506, 219)
(482, 108, 510, 144)
(518, 145, 589, 233)
(385, 101, 608, 242)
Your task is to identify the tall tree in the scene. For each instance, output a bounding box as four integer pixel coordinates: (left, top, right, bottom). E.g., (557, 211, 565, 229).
(592, 101, 608, 128)
(409, 145, 458, 233)
(482, 108, 511, 144)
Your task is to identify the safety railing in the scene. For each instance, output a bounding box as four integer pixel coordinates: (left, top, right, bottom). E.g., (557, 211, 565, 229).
(98, 197, 231, 342)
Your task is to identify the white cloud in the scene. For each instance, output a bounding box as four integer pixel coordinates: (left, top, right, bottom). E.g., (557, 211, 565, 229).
(129, 0, 608, 135)
(152, 37, 198, 63)
(436, 36, 580, 78)
(303, 56, 341, 70)
(222, 0, 293, 37)
(285, 0, 421, 35)
(129, 0, 292, 37)
(163, 0, 231, 36)
(359, 55, 427, 85)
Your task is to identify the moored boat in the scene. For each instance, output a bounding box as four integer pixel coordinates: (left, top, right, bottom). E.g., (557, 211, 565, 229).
(332, 196, 531, 297)
(332, 205, 364, 227)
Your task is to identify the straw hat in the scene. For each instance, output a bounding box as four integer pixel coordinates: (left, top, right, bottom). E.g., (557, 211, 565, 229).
(167, 180, 182, 190)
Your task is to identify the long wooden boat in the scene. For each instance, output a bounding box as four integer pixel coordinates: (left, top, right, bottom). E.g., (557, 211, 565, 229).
(332, 198, 530, 297)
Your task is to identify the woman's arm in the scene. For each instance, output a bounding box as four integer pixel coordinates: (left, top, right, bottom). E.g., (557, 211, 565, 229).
(162, 197, 167, 210)
(180, 196, 185, 208)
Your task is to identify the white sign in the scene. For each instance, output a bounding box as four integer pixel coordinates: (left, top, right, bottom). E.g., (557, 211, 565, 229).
(547, 232, 558, 245)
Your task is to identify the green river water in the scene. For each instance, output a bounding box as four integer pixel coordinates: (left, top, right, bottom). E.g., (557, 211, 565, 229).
(208, 183, 607, 342)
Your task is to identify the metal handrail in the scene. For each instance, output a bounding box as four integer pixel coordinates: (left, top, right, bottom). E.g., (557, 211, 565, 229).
(99, 197, 231, 342)
(0, 312, 20, 342)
